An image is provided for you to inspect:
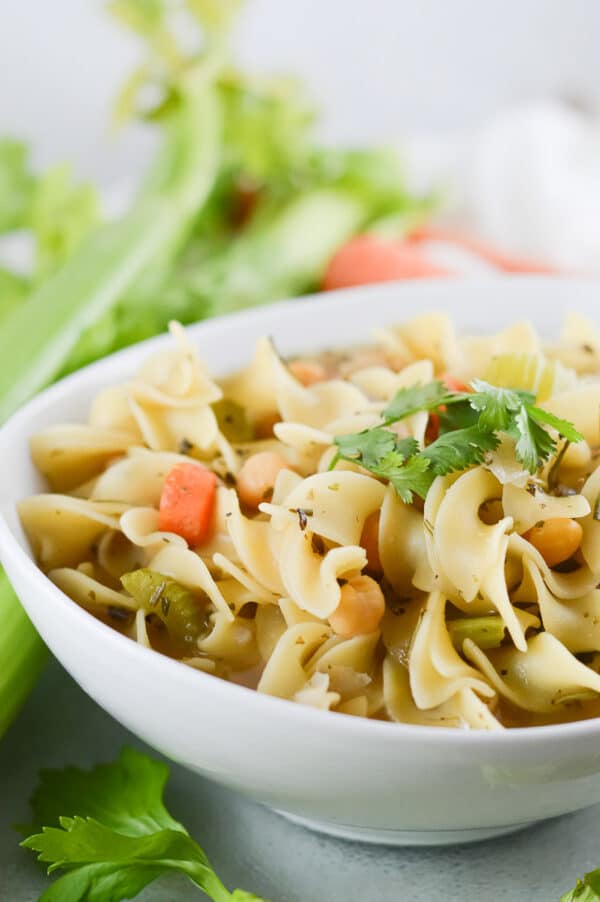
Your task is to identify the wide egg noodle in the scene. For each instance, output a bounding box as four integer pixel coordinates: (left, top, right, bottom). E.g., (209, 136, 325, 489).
(514, 557, 600, 654)
(508, 533, 598, 598)
(133, 607, 152, 649)
(212, 552, 278, 605)
(18, 495, 130, 571)
(426, 469, 526, 649)
(383, 656, 502, 730)
(464, 633, 600, 713)
(264, 470, 386, 547)
(127, 394, 219, 454)
(307, 631, 380, 678)
(90, 447, 198, 506)
(119, 507, 187, 551)
(95, 529, 150, 579)
(546, 312, 600, 374)
(30, 424, 139, 492)
(137, 322, 222, 404)
(275, 521, 367, 618)
(458, 320, 540, 382)
(49, 567, 138, 614)
(280, 379, 371, 431)
(198, 610, 259, 672)
(350, 359, 435, 444)
(255, 604, 288, 662)
(337, 695, 369, 717)
(543, 385, 600, 447)
(121, 322, 222, 453)
(222, 489, 285, 595)
(220, 336, 302, 422)
(408, 590, 495, 709)
(374, 313, 462, 374)
(89, 384, 143, 436)
(350, 359, 435, 402)
(257, 621, 332, 699)
(293, 672, 341, 711)
(502, 482, 590, 534)
(379, 484, 434, 595)
(579, 467, 600, 573)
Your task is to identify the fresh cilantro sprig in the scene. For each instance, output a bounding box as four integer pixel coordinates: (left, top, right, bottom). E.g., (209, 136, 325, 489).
(20, 747, 268, 902)
(560, 870, 600, 901)
(332, 379, 582, 503)
(381, 381, 452, 423)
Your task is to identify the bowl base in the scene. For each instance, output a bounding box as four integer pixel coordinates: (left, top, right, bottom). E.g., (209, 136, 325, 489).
(273, 810, 534, 846)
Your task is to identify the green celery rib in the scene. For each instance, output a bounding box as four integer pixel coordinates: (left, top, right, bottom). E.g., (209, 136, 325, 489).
(0, 572, 47, 737)
(202, 187, 368, 316)
(448, 616, 506, 652)
(0, 88, 221, 423)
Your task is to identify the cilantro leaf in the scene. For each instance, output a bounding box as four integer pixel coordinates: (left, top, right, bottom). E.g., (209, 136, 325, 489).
(334, 427, 396, 469)
(332, 376, 583, 501)
(526, 405, 584, 443)
(382, 455, 434, 503)
(437, 399, 478, 432)
(510, 406, 556, 473)
(20, 747, 269, 902)
(333, 429, 418, 471)
(421, 426, 500, 475)
(382, 381, 450, 423)
(468, 380, 534, 431)
(561, 871, 600, 901)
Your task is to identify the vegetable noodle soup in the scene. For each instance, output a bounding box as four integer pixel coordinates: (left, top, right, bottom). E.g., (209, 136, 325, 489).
(20, 313, 600, 729)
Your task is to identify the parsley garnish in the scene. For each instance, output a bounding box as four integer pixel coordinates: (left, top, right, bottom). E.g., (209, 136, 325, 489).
(332, 379, 583, 503)
(20, 747, 268, 902)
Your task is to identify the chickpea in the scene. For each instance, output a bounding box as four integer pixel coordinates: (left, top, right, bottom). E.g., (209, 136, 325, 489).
(479, 499, 504, 526)
(289, 359, 328, 387)
(360, 511, 382, 574)
(237, 451, 291, 509)
(522, 517, 583, 568)
(329, 575, 385, 638)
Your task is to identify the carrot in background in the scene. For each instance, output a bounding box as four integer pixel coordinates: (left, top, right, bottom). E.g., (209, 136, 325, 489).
(407, 225, 557, 274)
(322, 234, 452, 291)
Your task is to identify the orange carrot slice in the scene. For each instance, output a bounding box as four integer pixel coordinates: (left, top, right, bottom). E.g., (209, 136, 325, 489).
(158, 463, 217, 547)
(322, 235, 452, 291)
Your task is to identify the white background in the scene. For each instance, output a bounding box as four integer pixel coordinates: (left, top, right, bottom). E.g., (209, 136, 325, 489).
(2, 0, 600, 184)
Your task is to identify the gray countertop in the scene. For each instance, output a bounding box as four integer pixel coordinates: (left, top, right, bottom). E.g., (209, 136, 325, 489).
(1, 658, 598, 902)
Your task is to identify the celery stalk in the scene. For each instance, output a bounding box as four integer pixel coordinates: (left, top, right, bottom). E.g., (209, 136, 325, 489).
(0, 88, 221, 423)
(448, 616, 506, 651)
(0, 571, 47, 737)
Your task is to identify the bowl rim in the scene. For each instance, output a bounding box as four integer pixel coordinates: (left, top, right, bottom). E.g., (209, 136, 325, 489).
(4, 275, 600, 747)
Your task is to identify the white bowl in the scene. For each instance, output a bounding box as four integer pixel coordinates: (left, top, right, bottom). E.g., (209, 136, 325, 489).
(3, 277, 600, 847)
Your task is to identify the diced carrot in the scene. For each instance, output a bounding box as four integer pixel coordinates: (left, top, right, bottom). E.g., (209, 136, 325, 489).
(425, 413, 440, 444)
(426, 376, 470, 443)
(322, 235, 452, 291)
(158, 463, 217, 547)
(440, 373, 471, 393)
(407, 225, 557, 274)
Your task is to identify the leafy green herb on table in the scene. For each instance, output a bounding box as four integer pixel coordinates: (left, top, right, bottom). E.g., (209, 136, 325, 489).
(20, 747, 268, 902)
(561, 870, 600, 901)
(331, 379, 582, 503)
